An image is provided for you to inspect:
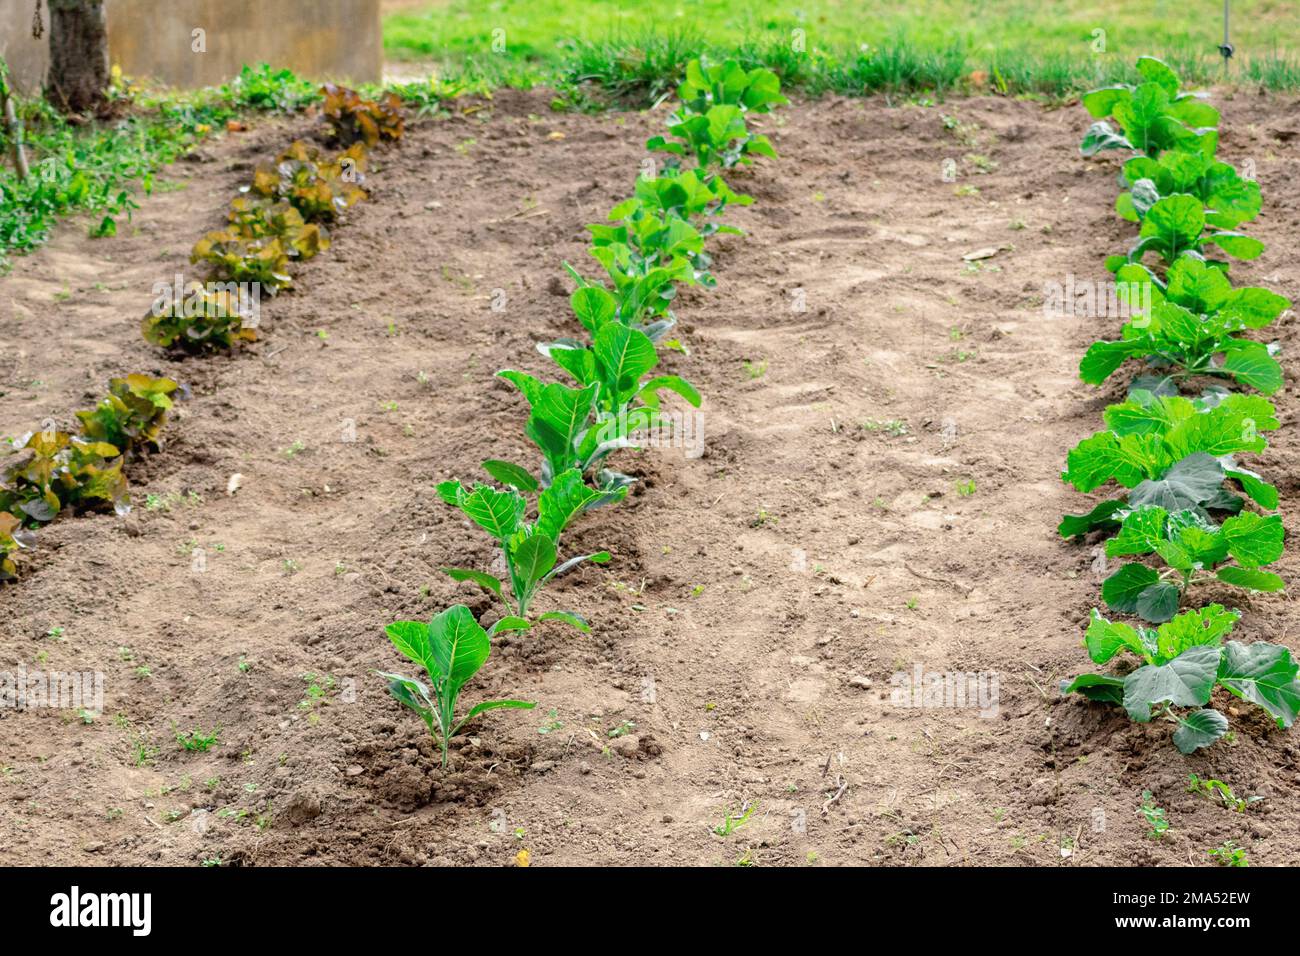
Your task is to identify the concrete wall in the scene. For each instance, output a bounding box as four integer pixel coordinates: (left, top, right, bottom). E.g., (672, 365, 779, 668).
(1, 0, 381, 95)
(0, 4, 51, 95)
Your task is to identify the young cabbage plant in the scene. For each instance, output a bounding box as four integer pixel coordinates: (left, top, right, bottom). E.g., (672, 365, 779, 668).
(378, 604, 534, 767)
(1080, 259, 1288, 395)
(1062, 604, 1300, 753)
(589, 202, 714, 287)
(1079, 57, 1219, 159)
(493, 287, 702, 492)
(1108, 195, 1263, 272)
(1059, 388, 1279, 538)
(1100, 506, 1285, 622)
(1117, 258, 1289, 325)
(1115, 153, 1260, 229)
(1081, 302, 1282, 396)
(540, 286, 702, 419)
(621, 168, 752, 239)
(436, 475, 612, 631)
(491, 369, 668, 494)
(648, 103, 777, 172)
(486, 372, 611, 490)
(675, 58, 788, 115)
(564, 252, 690, 342)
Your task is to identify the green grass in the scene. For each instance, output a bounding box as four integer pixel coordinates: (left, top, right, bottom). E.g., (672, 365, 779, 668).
(384, 0, 1300, 101)
(0, 64, 317, 272)
(4, 3, 1297, 271)
(0, 91, 229, 271)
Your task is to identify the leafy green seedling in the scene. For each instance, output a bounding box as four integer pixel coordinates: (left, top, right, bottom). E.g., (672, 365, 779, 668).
(528, 287, 702, 487)
(1139, 790, 1169, 838)
(537, 708, 563, 735)
(1186, 774, 1263, 812)
(608, 720, 636, 738)
(675, 58, 788, 115)
(378, 605, 535, 767)
(176, 728, 219, 752)
(613, 167, 752, 245)
(1079, 57, 1219, 160)
(437, 475, 611, 630)
(713, 802, 757, 837)
(1062, 604, 1300, 752)
(1115, 152, 1259, 229)
(1060, 389, 1280, 539)
(591, 243, 690, 323)
(1099, 506, 1284, 622)
(1113, 196, 1263, 271)
(1080, 260, 1289, 397)
(649, 103, 777, 172)
(1208, 841, 1249, 867)
(589, 201, 714, 286)
(491, 365, 632, 491)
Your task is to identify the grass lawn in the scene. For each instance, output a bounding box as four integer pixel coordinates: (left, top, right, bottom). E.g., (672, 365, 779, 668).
(383, 0, 1300, 97)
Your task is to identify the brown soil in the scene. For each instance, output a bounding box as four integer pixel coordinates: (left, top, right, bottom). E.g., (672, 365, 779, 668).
(3, 89, 1300, 867)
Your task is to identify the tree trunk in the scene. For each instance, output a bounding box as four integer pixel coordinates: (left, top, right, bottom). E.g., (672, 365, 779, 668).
(45, 0, 109, 114)
(3, 90, 31, 180)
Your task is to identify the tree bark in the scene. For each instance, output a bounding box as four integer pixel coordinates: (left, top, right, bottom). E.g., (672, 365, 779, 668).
(45, 0, 109, 114)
